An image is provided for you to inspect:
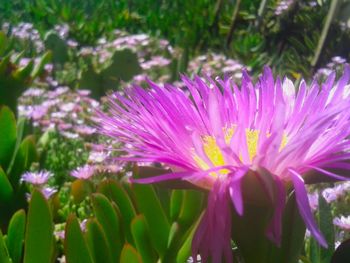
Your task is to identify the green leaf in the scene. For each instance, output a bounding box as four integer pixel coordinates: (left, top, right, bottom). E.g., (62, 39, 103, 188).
(31, 51, 52, 79)
(6, 117, 26, 176)
(131, 215, 158, 263)
(177, 190, 203, 227)
(6, 209, 26, 263)
(13, 61, 34, 82)
(319, 192, 334, 263)
(0, 106, 17, 171)
(167, 222, 180, 248)
(9, 135, 38, 187)
(71, 179, 93, 203)
(0, 229, 11, 263)
(64, 215, 94, 263)
(170, 190, 183, 221)
(311, 0, 341, 66)
(0, 166, 13, 203)
(176, 212, 204, 263)
(24, 190, 54, 263)
(0, 32, 7, 56)
(0, 55, 10, 76)
(119, 244, 142, 263)
(92, 193, 123, 262)
(132, 184, 170, 256)
(278, 193, 306, 263)
(98, 180, 136, 243)
(85, 219, 113, 263)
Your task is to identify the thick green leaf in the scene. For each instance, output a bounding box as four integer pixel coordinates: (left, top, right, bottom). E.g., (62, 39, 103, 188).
(278, 193, 306, 263)
(0, 229, 11, 263)
(318, 192, 334, 263)
(0, 166, 13, 203)
(131, 215, 158, 263)
(170, 190, 183, 221)
(167, 222, 180, 248)
(23, 190, 54, 263)
(6, 117, 26, 176)
(177, 190, 203, 227)
(176, 212, 204, 263)
(132, 184, 170, 256)
(85, 219, 113, 263)
(0, 106, 17, 171)
(92, 193, 123, 262)
(31, 51, 52, 78)
(97, 180, 136, 243)
(9, 135, 38, 187)
(71, 179, 93, 204)
(64, 215, 94, 263)
(13, 61, 34, 81)
(310, 238, 320, 263)
(6, 209, 26, 263)
(119, 244, 142, 263)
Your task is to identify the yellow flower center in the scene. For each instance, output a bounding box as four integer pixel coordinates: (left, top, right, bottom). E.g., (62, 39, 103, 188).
(193, 128, 288, 175)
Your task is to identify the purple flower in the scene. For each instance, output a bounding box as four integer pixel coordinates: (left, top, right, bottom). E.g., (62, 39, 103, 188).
(322, 182, 350, 203)
(97, 66, 350, 262)
(23, 88, 44, 97)
(88, 150, 109, 163)
(76, 89, 91, 96)
(333, 216, 350, 231)
(41, 187, 57, 199)
(70, 165, 95, 179)
(308, 192, 319, 211)
(21, 171, 53, 185)
(74, 125, 96, 135)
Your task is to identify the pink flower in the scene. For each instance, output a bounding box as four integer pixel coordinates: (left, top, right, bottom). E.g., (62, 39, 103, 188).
(70, 165, 95, 179)
(21, 171, 53, 185)
(98, 66, 350, 262)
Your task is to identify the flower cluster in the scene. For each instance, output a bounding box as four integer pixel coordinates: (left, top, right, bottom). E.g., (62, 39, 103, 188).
(19, 86, 98, 138)
(188, 53, 244, 81)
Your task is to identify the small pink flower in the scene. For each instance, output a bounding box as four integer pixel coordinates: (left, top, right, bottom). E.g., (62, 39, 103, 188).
(70, 165, 95, 179)
(21, 171, 53, 185)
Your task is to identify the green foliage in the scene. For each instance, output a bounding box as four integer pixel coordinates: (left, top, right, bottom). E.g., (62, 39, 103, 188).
(0, 229, 11, 263)
(6, 210, 26, 263)
(0, 34, 50, 114)
(42, 132, 88, 187)
(64, 215, 94, 263)
(24, 191, 54, 263)
(44, 31, 68, 65)
(85, 219, 113, 263)
(79, 49, 141, 98)
(0, 106, 38, 228)
(91, 193, 123, 262)
(62, 174, 204, 263)
(120, 244, 142, 263)
(306, 193, 335, 263)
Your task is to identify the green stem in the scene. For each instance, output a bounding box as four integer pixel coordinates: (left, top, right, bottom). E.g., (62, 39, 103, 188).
(226, 0, 242, 47)
(311, 0, 341, 67)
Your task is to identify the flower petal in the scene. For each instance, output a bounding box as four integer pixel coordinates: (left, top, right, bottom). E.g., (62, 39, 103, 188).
(289, 168, 327, 248)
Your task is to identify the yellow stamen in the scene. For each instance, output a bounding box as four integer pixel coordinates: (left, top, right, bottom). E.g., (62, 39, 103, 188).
(245, 129, 259, 162)
(192, 127, 288, 176)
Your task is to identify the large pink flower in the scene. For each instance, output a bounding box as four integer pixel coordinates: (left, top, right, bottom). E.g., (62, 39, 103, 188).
(97, 66, 350, 262)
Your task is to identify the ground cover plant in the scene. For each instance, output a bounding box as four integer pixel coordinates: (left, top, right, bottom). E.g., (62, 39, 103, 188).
(1, 0, 350, 262)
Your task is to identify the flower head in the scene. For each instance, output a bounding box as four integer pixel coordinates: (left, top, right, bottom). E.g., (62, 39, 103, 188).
(21, 170, 53, 185)
(97, 66, 350, 262)
(333, 215, 350, 231)
(70, 165, 95, 180)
